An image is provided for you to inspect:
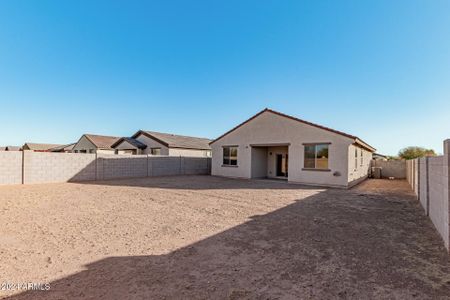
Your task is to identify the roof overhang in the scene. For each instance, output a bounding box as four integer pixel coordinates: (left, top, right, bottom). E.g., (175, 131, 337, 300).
(354, 138, 376, 152)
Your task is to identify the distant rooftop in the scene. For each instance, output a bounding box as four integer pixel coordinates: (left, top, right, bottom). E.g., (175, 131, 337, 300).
(133, 130, 211, 150)
(23, 143, 64, 151)
(83, 134, 121, 149)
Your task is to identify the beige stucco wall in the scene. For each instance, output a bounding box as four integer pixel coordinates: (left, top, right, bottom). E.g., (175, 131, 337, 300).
(169, 148, 211, 157)
(72, 135, 97, 153)
(113, 140, 143, 155)
(134, 134, 169, 155)
(347, 144, 373, 186)
(211, 111, 362, 188)
(96, 149, 115, 155)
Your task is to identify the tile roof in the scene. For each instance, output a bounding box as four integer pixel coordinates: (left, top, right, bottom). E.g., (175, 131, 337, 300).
(50, 143, 76, 152)
(84, 134, 121, 149)
(133, 131, 211, 150)
(23, 143, 63, 151)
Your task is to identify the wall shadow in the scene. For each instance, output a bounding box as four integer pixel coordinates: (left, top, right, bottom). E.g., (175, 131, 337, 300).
(6, 183, 450, 299)
(78, 175, 324, 190)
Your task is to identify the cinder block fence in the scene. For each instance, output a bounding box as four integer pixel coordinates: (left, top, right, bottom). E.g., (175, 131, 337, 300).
(407, 139, 450, 252)
(0, 151, 211, 185)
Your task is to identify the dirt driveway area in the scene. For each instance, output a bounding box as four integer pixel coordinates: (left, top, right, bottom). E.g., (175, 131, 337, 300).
(1, 176, 449, 299)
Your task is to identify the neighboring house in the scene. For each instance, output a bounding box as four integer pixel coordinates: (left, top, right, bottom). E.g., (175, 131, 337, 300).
(115, 130, 212, 157)
(50, 143, 76, 153)
(210, 108, 376, 188)
(372, 153, 388, 161)
(72, 134, 120, 154)
(110, 137, 147, 155)
(23, 143, 64, 152)
(5, 146, 22, 151)
(0, 146, 5, 151)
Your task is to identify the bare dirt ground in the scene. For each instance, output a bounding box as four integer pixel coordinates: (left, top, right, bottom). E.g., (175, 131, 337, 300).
(0, 176, 449, 299)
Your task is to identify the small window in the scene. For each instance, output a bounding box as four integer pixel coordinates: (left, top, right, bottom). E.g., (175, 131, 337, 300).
(355, 149, 358, 170)
(360, 149, 363, 166)
(223, 146, 238, 166)
(89, 149, 95, 154)
(151, 148, 161, 155)
(304, 144, 329, 169)
(80, 150, 87, 154)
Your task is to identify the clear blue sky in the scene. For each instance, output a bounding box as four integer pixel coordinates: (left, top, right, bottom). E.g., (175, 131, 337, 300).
(0, 1, 449, 155)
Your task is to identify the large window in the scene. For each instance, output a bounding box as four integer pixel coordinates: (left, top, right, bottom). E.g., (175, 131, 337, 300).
(304, 144, 329, 170)
(223, 146, 238, 166)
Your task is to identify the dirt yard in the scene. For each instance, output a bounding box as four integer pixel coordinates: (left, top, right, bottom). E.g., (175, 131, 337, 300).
(0, 176, 449, 299)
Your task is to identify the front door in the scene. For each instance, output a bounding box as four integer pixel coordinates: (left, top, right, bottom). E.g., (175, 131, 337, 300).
(276, 154, 288, 177)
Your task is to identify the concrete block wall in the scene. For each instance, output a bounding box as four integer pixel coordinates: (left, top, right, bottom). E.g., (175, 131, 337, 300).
(0, 151, 22, 185)
(149, 156, 185, 176)
(23, 151, 96, 184)
(418, 158, 428, 213)
(428, 156, 447, 249)
(183, 157, 212, 175)
(371, 160, 406, 179)
(98, 154, 148, 180)
(0, 151, 211, 186)
(443, 139, 450, 250)
(407, 139, 450, 252)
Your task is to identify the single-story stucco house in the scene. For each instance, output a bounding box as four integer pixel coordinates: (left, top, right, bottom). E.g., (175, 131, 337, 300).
(210, 108, 376, 188)
(72, 134, 120, 154)
(111, 130, 212, 157)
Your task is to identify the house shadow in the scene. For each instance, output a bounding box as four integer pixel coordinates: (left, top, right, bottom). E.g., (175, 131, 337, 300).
(6, 185, 450, 299)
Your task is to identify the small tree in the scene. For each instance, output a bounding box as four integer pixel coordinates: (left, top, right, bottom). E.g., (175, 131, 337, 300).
(398, 146, 436, 160)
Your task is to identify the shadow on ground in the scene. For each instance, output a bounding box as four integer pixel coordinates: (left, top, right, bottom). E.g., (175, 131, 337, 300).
(80, 174, 322, 190)
(6, 180, 450, 299)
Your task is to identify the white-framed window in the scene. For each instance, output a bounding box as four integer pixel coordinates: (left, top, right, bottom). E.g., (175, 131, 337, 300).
(355, 148, 358, 170)
(151, 148, 161, 155)
(223, 146, 238, 166)
(304, 143, 329, 170)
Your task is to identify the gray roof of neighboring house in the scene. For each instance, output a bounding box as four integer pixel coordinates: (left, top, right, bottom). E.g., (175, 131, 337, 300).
(132, 130, 212, 150)
(5, 146, 22, 151)
(111, 137, 147, 150)
(83, 134, 121, 149)
(50, 143, 76, 152)
(23, 143, 64, 151)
